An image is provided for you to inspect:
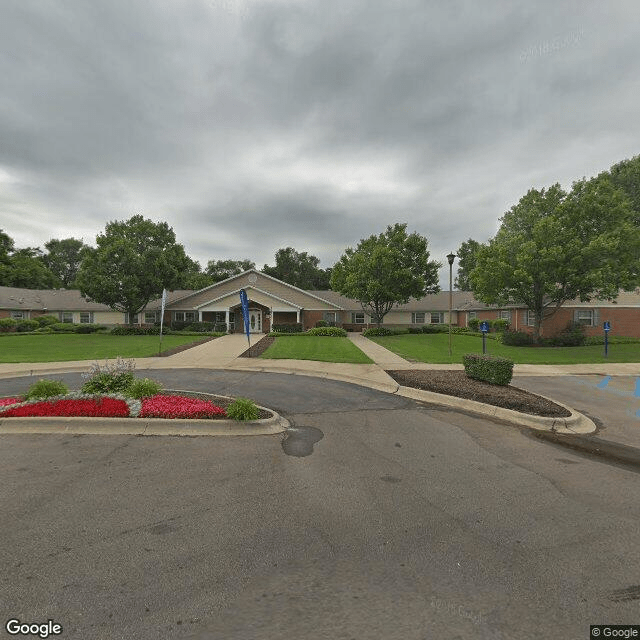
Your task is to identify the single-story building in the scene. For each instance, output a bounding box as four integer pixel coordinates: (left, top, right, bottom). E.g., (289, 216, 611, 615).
(2, 269, 640, 336)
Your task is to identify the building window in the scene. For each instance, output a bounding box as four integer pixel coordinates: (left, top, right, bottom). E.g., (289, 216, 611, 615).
(526, 310, 535, 326)
(351, 312, 365, 324)
(411, 312, 425, 324)
(324, 312, 337, 325)
(144, 312, 157, 324)
(60, 312, 73, 323)
(500, 310, 512, 321)
(576, 309, 594, 326)
(214, 312, 226, 322)
(468, 311, 477, 319)
(174, 311, 197, 323)
(125, 313, 139, 324)
(10, 311, 24, 320)
(430, 312, 444, 324)
(79, 312, 93, 324)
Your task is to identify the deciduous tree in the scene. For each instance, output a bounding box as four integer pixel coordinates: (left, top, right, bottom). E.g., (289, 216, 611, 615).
(454, 238, 481, 290)
(262, 248, 331, 289)
(76, 215, 191, 323)
(42, 237, 89, 287)
(330, 223, 440, 325)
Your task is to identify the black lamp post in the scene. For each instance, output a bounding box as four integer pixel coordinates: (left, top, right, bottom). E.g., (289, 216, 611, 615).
(447, 253, 456, 358)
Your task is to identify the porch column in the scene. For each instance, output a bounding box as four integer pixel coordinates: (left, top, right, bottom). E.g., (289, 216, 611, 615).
(198, 310, 202, 321)
(225, 310, 229, 333)
(296, 309, 300, 324)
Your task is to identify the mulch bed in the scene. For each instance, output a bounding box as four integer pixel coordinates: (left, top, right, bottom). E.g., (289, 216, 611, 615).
(385, 370, 571, 417)
(239, 335, 276, 358)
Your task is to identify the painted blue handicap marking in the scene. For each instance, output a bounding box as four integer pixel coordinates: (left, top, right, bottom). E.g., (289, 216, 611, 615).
(596, 376, 611, 389)
(635, 378, 640, 397)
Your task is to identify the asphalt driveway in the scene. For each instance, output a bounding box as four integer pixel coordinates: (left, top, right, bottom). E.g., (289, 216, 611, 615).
(1, 371, 639, 640)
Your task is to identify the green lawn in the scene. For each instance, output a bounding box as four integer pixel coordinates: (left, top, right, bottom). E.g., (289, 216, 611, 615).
(368, 333, 640, 364)
(260, 336, 374, 364)
(0, 334, 215, 362)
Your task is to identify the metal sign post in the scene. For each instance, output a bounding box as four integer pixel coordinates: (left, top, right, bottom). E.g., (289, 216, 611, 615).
(239, 289, 251, 347)
(603, 321, 611, 358)
(480, 321, 489, 354)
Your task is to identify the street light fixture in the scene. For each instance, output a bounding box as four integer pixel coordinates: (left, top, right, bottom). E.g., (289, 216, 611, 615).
(447, 252, 456, 359)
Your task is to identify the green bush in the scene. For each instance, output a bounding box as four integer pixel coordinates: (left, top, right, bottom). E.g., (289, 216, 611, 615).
(544, 322, 586, 347)
(272, 323, 303, 333)
(16, 319, 39, 332)
(491, 318, 510, 332)
(468, 317, 480, 331)
(362, 327, 393, 337)
(50, 322, 78, 332)
(35, 314, 59, 327)
(463, 353, 514, 386)
(226, 397, 260, 421)
(501, 330, 534, 346)
(306, 326, 348, 337)
(81, 358, 136, 394)
(0, 318, 17, 332)
(185, 321, 217, 332)
(25, 378, 69, 400)
(110, 326, 149, 335)
(34, 326, 55, 333)
(315, 320, 328, 328)
(127, 377, 163, 399)
(214, 322, 227, 333)
(74, 323, 106, 334)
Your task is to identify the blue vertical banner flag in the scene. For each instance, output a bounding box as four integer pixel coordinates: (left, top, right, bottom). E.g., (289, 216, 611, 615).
(239, 289, 251, 346)
(159, 288, 167, 355)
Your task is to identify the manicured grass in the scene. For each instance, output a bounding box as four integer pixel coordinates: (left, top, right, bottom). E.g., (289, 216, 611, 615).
(260, 336, 374, 363)
(0, 333, 216, 362)
(368, 333, 640, 364)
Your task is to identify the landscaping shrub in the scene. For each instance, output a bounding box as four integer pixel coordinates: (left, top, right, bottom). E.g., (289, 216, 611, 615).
(16, 319, 39, 332)
(0, 318, 17, 332)
(110, 326, 150, 335)
(362, 327, 393, 337)
(544, 322, 586, 347)
(421, 325, 448, 333)
(306, 326, 348, 337)
(272, 323, 303, 333)
(185, 321, 217, 332)
(24, 378, 69, 400)
(463, 353, 514, 386)
(315, 320, 328, 328)
(214, 323, 227, 333)
(35, 314, 59, 327)
(226, 397, 260, 421)
(81, 358, 136, 394)
(501, 330, 534, 346)
(33, 326, 55, 333)
(74, 323, 107, 334)
(127, 377, 163, 399)
(491, 318, 510, 332)
(50, 322, 78, 333)
(408, 327, 422, 334)
(468, 318, 480, 331)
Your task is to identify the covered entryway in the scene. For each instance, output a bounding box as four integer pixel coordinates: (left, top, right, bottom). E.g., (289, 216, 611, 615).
(249, 309, 262, 333)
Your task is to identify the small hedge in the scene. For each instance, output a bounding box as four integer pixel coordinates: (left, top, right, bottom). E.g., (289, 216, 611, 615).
(272, 323, 303, 333)
(16, 319, 39, 332)
(463, 353, 514, 386)
(0, 318, 17, 332)
(306, 326, 348, 337)
(35, 314, 59, 327)
(362, 327, 393, 337)
(501, 330, 534, 346)
(491, 318, 510, 332)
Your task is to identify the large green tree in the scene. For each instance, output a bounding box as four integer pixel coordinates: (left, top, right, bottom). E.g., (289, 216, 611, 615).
(454, 238, 482, 290)
(206, 259, 256, 283)
(603, 154, 640, 220)
(76, 215, 192, 323)
(262, 248, 331, 289)
(0, 247, 61, 288)
(330, 223, 441, 325)
(42, 237, 89, 287)
(470, 178, 640, 341)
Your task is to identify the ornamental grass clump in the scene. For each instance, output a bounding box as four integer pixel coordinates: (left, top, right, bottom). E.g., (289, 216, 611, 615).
(127, 377, 163, 399)
(25, 379, 69, 400)
(81, 357, 136, 394)
(226, 397, 260, 421)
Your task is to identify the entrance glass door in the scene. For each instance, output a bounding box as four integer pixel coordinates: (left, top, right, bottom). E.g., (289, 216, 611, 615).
(249, 310, 262, 333)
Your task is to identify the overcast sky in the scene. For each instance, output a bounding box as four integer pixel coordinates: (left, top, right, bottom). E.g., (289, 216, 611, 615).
(1, 0, 639, 288)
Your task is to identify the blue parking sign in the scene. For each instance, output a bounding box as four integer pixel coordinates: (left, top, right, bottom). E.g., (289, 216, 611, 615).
(480, 321, 490, 333)
(603, 321, 611, 332)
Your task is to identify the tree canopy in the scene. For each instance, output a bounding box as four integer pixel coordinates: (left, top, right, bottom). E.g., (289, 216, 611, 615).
(76, 215, 192, 323)
(470, 178, 640, 341)
(454, 238, 481, 290)
(330, 223, 441, 325)
(262, 248, 331, 289)
(0, 231, 61, 288)
(206, 259, 256, 283)
(42, 237, 89, 287)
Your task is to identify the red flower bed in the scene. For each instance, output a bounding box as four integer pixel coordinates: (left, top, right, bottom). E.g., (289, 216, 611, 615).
(0, 397, 130, 418)
(140, 395, 226, 419)
(0, 397, 23, 407)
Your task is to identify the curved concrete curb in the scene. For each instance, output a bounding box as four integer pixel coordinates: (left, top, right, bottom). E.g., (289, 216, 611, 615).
(395, 385, 596, 434)
(0, 390, 289, 437)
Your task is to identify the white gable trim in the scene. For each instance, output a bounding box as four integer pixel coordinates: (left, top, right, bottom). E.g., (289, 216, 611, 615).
(194, 286, 305, 310)
(169, 269, 343, 309)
